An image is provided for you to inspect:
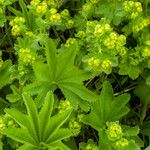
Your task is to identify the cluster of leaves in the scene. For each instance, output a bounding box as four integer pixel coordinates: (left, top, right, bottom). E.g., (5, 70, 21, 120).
(0, 0, 150, 149)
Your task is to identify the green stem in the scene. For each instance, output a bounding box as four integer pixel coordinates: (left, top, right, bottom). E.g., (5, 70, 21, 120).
(140, 104, 147, 125)
(0, 98, 10, 106)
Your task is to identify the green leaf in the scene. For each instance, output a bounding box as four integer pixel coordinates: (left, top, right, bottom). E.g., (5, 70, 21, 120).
(25, 38, 97, 109)
(119, 57, 141, 80)
(55, 44, 77, 79)
(132, 136, 144, 147)
(0, 60, 12, 89)
(4, 92, 72, 149)
(7, 6, 22, 16)
(46, 38, 57, 81)
(4, 128, 36, 146)
(44, 109, 72, 142)
(6, 85, 22, 103)
(33, 63, 50, 82)
(125, 140, 140, 150)
(46, 128, 73, 144)
(58, 82, 97, 102)
(39, 91, 54, 140)
(145, 146, 150, 150)
(23, 94, 40, 142)
(5, 108, 29, 128)
(98, 129, 112, 150)
(123, 126, 139, 137)
(107, 94, 130, 121)
(83, 81, 130, 130)
(18, 0, 33, 30)
(134, 80, 150, 104)
(17, 144, 35, 150)
(59, 85, 79, 109)
(49, 141, 71, 150)
(140, 121, 150, 136)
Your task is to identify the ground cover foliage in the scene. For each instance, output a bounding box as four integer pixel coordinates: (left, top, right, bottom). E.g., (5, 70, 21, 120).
(0, 0, 150, 149)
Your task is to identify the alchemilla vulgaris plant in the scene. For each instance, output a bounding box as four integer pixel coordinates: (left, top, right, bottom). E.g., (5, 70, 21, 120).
(0, 0, 150, 149)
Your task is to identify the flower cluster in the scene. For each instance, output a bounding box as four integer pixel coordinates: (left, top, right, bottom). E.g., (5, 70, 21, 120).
(106, 122, 123, 141)
(18, 48, 35, 65)
(81, 3, 93, 17)
(36, 1, 47, 15)
(123, 1, 143, 19)
(76, 31, 86, 39)
(88, 57, 113, 74)
(48, 8, 74, 29)
(142, 41, 150, 58)
(69, 118, 81, 136)
(47, 0, 59, 8)
(101, 59, 112, 73)
(17, 48, 36, 76)
(0, 114, 17, 136)
(49, 8, 61, 25)
(88, 57, 100, 70)
(93, 23, 112, 38)
(65, 38, 76, 47)
(85, 143, 98, 150)
(86, 20, 127, 54)
(30, 0, 40, 7)
(57, 99, 71, 113)
(30, 0, 59, 8)
(9, 17, 26, 36)
(115, 138, 129, 149)
(106, 122, 129, 149)
(103, 32, 126, 51)
(69, 119, 81, 129)
(61, 9, 74, 28)
(80, 19, 128, 74)
(132, 17, 150, 33)
(80, 139, 99, 150)
(68, 113, 85, 136)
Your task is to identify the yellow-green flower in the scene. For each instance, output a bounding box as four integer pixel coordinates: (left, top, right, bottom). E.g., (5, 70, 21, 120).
(142, 48, 150, 58)
(66, 19, 74, 29)
(115, 138, 129, 149)
(65, 38, 76, 47)
(36, 2, 47, 15)
(58, 99, 71, 113)
(69, 119, 81, 130)
(61, 9, 70, 19)
(76, 31, 86, 39)
(106, 122, 123, 141)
